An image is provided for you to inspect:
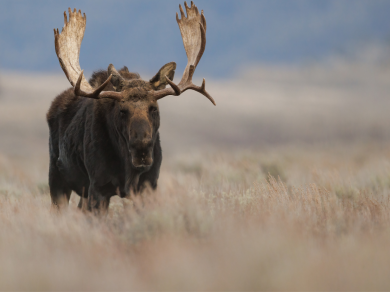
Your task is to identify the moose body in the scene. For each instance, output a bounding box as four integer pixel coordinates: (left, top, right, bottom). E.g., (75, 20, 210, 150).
(47, 69, 164, 210)
(48, 2, 215, 212)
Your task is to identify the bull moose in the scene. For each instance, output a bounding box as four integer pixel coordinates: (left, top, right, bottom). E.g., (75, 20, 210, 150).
(47, 2, 215, 212)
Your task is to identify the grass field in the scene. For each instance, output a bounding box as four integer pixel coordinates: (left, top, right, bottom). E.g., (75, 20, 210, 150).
(1, 60, 390, 290)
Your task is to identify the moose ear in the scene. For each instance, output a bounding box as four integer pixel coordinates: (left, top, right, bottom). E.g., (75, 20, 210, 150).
(108, 64, 125, 91)
(149, 62, 176, 90)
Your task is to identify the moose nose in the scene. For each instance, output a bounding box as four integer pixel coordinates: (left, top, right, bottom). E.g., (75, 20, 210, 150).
(130, 119, 152, 143)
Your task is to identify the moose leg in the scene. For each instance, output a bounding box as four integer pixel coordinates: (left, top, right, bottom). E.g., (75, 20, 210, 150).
(87, 182, 113, 215)
(77, 197, 88, 210)
(49, 159, 71, 209)
(76, 186, 89, 210)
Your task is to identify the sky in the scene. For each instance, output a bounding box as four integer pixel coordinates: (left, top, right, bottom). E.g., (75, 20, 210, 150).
(0, 0, 389, 78)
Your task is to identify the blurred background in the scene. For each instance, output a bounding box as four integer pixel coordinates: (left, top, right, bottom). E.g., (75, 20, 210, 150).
(0, 0, 390, 173)
(1, 0, 390, 75)
(2, 2, 390, 290)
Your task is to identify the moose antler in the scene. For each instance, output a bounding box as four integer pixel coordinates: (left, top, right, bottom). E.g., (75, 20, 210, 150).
(150, 1, 216, 105)
(54, 8, 122, 101)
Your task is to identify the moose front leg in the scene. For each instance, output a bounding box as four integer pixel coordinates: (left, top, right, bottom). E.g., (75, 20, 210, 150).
(77, 197, 88, 210)
(87, 182, 113, 215)
(49, 158, 72, 210)
(76, 186, 89, 211)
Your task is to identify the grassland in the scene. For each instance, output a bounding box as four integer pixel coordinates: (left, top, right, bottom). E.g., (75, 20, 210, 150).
(1, 60, 390, 290)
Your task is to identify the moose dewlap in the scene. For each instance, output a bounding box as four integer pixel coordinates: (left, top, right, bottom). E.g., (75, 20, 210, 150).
(47, 1, 215, 213)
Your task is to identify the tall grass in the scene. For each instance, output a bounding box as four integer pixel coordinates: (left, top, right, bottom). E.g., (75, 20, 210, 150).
(1, 145, 390, 290)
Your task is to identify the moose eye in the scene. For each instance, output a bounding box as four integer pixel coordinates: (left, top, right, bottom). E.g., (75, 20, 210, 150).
(149, 106, 158, 114)
(120, 110, 127, 116)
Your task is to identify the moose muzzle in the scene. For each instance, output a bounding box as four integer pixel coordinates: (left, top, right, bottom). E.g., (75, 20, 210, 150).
(129, 118, 153, 168)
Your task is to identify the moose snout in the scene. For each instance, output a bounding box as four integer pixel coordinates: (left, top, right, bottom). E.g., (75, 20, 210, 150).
(130, 118, 152, 142)
(129, 119, 153, 168)
(131, 150, 153, 168)
(130, 145, 153, 168)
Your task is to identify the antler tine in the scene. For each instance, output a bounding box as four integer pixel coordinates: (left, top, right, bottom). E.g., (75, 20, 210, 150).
(64, 11, 67, 25)
(184, 1, 190, 14)
(165, 77, 181, 95)
(151, 2, 215, 105)
(74, 71, 122, 101)
(152, 75, 215, 106)
(54, 8, 122, 101)
(180, 78, 215, 105)
(179, 4, 186, 19)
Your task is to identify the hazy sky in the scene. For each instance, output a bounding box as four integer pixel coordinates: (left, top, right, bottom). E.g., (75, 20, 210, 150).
(0, 0, 389, 78)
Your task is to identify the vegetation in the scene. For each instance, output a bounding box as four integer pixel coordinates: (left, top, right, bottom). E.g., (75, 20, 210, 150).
(1, 144, 390, 290)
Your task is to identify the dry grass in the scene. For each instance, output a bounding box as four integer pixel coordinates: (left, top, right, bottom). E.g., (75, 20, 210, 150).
(1, 62, 390, 290)
(2, 146, 390, 290)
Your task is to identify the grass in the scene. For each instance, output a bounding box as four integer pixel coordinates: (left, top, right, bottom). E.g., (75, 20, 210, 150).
(1, 145, 390, 290)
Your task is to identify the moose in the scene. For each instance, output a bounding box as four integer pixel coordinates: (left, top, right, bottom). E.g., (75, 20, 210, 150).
(47, 2, 215, 212)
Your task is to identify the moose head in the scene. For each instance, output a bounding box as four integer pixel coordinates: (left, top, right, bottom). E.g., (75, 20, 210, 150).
(53, 2, 215, 170)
